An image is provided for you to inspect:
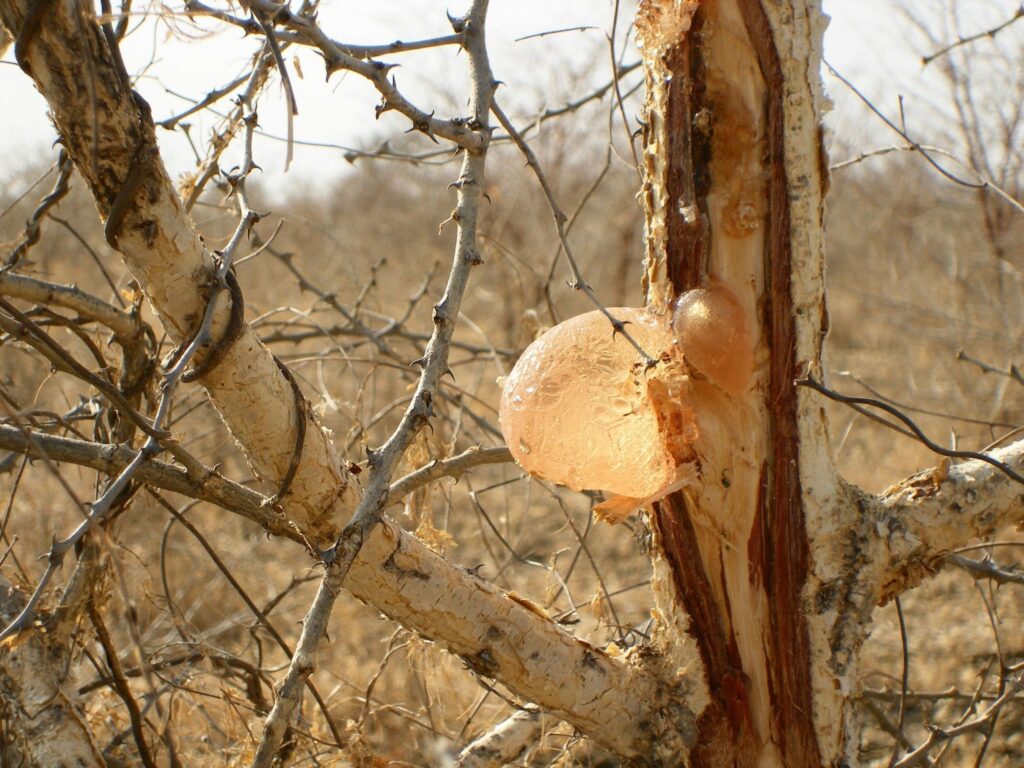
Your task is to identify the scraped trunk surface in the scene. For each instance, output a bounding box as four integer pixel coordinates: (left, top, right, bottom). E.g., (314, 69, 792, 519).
(638, 1, 839, 765)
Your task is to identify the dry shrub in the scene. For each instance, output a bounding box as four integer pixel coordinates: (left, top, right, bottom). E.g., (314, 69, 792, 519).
(1, 34, 1023, 768)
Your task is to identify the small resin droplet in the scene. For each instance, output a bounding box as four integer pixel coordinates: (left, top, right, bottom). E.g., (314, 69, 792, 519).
(499, 307, 694, 499)
(678, 201, 699, 224)
(672, 281, 753, 396)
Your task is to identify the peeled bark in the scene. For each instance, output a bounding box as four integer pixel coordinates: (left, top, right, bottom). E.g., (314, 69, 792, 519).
(636, 2, 1024, 766)
(638, 1, 844, 765)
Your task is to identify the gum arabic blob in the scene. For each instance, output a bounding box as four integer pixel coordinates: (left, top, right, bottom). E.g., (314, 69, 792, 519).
(499, 284, 753, 522)
(672, 281, 753, 396)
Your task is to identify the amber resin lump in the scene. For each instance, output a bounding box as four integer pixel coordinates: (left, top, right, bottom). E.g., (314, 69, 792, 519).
(671, 281, 753, 396)
(499, 307, 694, 500)
(499, 284, 753, 514)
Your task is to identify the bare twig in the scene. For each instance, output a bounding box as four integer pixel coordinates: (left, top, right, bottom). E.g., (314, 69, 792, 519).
(490, 99, 656, 367)
(799, 376, 1024, 486)
(88, 603, 159, 768)
(4, 149, 73, 267)
(888, 597, 910, 768)
(388, 445, 512, 503)
(923, 5, 1024, 65)
(957, 350, 1024, 388)
(825, 60, 1024, 217)
(249, 4, 494, 764)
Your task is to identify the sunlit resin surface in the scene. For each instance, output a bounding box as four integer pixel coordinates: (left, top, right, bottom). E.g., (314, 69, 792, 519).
(499, 307, 689, 498)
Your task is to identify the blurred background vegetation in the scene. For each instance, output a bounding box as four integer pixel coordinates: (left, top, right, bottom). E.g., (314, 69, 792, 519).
(1, 1, 1023, 765)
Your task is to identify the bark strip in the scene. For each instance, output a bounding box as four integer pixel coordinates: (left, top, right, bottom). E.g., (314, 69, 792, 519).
(737, 0, 821, 764)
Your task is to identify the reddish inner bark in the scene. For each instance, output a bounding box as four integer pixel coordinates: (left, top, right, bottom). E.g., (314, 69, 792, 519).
(663, 10, 710, 290)
(651, 2, 822, 765)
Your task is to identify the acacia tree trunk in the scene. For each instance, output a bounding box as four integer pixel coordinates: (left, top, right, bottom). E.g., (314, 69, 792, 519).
(635, 2, 1022, 766)
(637, 1, 837, 764)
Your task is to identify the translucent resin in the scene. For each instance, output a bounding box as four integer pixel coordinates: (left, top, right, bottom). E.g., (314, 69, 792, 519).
(499, 307, 696, 499)
(672, 282, 753, 396)
(500, 287, 752, 514)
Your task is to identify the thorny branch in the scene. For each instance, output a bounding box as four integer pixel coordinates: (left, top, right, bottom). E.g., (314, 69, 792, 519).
(248, 3, 494, 763)
(0, 118, 258, 643)
(230, 0, 484, 150)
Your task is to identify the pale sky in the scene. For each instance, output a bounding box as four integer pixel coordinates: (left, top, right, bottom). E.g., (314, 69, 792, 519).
(0, 1, 1018, 194)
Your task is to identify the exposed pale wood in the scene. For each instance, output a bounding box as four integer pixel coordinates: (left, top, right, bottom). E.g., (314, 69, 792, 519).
(639, 0, 834, 765)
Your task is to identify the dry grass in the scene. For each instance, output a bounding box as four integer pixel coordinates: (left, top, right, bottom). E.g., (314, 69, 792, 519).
(1, 62, 1022, 768)
(826, 157, 1024, 767)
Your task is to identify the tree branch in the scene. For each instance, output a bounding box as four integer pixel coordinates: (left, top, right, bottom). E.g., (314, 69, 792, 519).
(922, 5, 1024, 65)
(0, 421, 692, 757)
(456, 706, 550, 767)
(387, 445, 511, 503)
(0, 269, 145, 343)
(869, 440, 1024, 603)
(0, 0, 361, 543)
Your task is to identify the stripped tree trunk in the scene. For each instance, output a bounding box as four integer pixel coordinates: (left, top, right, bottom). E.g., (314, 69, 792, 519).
(638, 1, 866, 765)
(635, 1, 1023, 765)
